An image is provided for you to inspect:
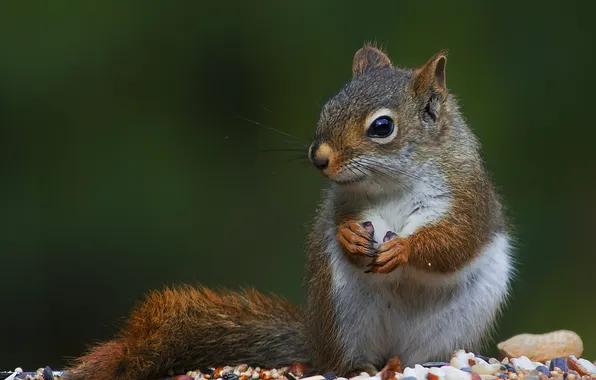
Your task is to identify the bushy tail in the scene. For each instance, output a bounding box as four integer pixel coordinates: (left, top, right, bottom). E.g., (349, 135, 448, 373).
(65, 286, 309, 380)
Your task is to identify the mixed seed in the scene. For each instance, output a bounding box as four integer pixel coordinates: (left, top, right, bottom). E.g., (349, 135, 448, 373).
(3, 352, 595, 380)
(169, 352, 596, 380)
(2, 331, 595, 380)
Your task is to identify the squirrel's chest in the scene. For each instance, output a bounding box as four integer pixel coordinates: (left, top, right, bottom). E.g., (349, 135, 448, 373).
(359, 190, 449, 246)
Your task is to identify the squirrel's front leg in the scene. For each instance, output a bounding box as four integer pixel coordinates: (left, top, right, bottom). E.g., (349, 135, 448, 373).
(367, 215, 483, 274)
(336, 220, 377, 258)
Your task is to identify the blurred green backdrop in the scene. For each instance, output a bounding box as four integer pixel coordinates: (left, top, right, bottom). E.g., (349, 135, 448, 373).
(1, 0, 595, 370)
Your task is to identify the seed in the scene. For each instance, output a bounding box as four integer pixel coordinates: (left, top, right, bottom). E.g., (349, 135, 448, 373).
(549, 358, 568, 373)
(422, 362, 450, 368)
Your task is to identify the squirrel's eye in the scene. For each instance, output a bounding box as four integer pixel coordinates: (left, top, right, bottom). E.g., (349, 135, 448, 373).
(366, 116, 394, 138)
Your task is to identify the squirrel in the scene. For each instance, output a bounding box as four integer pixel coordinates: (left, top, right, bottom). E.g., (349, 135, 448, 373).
(64, 45, 513, 380)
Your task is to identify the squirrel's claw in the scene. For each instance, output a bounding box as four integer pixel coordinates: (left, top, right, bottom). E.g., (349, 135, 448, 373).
(383, 231, 398, 242)
(337, 220, 376, 257)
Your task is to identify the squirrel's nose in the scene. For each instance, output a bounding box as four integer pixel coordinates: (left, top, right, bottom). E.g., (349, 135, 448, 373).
(309, 141, 331, 170)
(313, 156, 329, 170)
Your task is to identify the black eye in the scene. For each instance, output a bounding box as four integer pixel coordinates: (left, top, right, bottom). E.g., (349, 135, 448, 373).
(366, 116, 394, 138)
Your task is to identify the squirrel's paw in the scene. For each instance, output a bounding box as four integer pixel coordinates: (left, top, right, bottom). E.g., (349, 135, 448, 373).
(337, 220, 377, 257)
(366, 231, 409, 274)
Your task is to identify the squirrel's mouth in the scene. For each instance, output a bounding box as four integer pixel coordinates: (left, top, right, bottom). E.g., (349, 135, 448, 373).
(320, 162, 369, 185)
(309, 150, 368, 185)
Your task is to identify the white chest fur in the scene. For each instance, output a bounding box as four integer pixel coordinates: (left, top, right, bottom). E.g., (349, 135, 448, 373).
(325, 182, 513, 368)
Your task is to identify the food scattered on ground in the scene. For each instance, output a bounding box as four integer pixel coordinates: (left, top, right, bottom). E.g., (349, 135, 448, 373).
(2, 331, 594, 380)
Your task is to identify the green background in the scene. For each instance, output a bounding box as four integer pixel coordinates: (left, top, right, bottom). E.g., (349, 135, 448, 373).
(1, 1, 594, 370)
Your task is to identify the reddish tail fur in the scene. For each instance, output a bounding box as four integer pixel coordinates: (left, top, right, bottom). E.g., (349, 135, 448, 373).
(65, 286, 309, 380)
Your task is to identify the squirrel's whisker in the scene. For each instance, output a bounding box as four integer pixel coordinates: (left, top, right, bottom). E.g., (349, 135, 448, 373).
(260, 148, 308, 153)
(259, 104, 273, 113)
(349, 163, 383, 190)
(239, 116, 311, 143)
(358, 157, 445, 192)
(286, 155, 310, 164)
(281, 139, 311, 148)
(352, 160, 406, 189)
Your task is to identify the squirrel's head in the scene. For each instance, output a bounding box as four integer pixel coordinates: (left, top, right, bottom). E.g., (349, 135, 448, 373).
(309, 45, 454, 189)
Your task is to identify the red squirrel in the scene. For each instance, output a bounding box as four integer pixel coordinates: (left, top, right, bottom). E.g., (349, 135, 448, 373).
(65, 45, 513, 380)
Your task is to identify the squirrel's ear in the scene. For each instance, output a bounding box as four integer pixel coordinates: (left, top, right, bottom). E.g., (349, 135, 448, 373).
(352, 45, 392, 77)
(411, 50, 447, 96)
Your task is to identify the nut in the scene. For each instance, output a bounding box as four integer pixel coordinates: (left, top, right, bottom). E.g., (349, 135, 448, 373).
(497, 330, 583, 362)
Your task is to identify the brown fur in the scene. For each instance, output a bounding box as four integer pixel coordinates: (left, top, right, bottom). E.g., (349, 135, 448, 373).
(305, 224, 378, 376)
(65, 286, 308, 380)
(303, 228, 345, 374)
(404, 173, 501, 273)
